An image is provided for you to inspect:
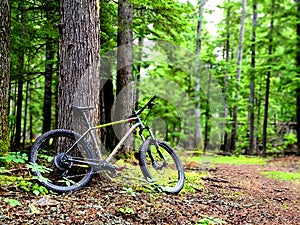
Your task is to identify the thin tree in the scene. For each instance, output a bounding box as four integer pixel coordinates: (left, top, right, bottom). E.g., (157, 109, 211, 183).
(100, 62, 116, 152)
(248, 1, 257, 155)
(42, 37, 55, 133)
(13, 3, 26, 150)
(223, 0, 231, 153)
(42, 1, 57, 133)
(99, 0, 117, 152)
(194, 0, 208, 150)
(58, 0, 101, 130)
(134, 6, 147, 111)
(230, 0, 246, 151)
(262, 0, 274, 157)
(0, 0, 11, 153)
(115, 0, 133, 152)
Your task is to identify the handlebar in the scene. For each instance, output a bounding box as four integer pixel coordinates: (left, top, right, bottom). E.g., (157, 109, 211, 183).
(135, 94, 158, 116)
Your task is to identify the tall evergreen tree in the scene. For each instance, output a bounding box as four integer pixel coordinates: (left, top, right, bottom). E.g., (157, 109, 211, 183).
(262, 0, 275, 157)
(194, 0, 207, 150)
(42, 1, 58, 133)
(223, 0, 232, 153)
(13, 3, 26, 150)
(230, 0, 246, 151)
(58, 0, 101, 130)
(248, 1, 257, 155)
(0, 0, 11, 153)
(115, 0, 134, 151)
(99, 0, 118, 152)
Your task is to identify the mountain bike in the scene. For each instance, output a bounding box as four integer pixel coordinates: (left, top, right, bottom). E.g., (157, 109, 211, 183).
(29, 95, 185, 194)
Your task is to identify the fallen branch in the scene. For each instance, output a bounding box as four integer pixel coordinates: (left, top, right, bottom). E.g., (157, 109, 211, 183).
(201, 177, 230, 183)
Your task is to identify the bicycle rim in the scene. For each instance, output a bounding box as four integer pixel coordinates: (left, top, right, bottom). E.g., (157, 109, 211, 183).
(139, 140, 184, 194)
(30, 130, 94, 193)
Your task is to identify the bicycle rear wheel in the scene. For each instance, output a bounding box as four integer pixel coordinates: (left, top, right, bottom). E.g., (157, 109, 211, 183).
(139, 139, 184, 194)
(30, 129, 94, 193)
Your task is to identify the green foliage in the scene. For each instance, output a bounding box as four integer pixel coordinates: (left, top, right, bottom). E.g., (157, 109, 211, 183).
(0, 152, 27, 164)
(261, 171, 300, 182)
(196, 215, 225, 225)
(7, 0, 300, 155)
(118, 206, 135, 215)
(0, 152, 48, 195)
(121, 187, 137, 196)
(183, 170, 205, 193)
(189, 154, 266, 165)
(4, 198, 22, 207)
(283, 133, 297, 147)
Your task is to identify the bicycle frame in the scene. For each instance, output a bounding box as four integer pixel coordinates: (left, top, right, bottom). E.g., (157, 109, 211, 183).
(65, 112, 155, 167)
(64, 95, 158, 168)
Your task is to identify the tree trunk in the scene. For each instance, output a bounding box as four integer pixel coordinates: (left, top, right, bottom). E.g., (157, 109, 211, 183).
(223, 0, 231, 153)
(100, 64, 117, 152)
(115, 0, 133, 152)
(248, 2, 257, 155)
(262, 0, 274, 157)
(42, 36, 55, 133)
(13, 4, 26, 150)
(295, 0, 300, 156)
(230, 0, 246, 152)
(204, 70, 211, 148)
(0, 0, 11, 153)
(194, 0, 207, 150)
(99, 0, 117, 152)
(42, 0, 58, 133)
(22, 82, 30, 149)
(134, 8, 145, 111)
(58, 0, 101, 131)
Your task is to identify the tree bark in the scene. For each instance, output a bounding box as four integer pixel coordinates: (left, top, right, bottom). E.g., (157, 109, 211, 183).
(0, 0, 11, 153)
(58, 0, 101, 131)
(262, 0, 274, 157)
(223, 0, 231, 153)
(115, 0, 133, 152)
(99, 0, 117, 152)
(248, 2, 257, 155)
(194, 0, 207, 150)
(13, 4, 26, 150)
(100, 64, 117, 152)
(230, 0, 246, 152)
(42, 36, 55, 133)
(42, 0, 58, 133)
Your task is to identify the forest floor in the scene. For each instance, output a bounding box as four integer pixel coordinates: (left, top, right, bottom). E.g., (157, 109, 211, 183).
(1, 156, 300, 225)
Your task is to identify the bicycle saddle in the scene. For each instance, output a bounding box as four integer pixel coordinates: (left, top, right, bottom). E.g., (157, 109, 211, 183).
(73, 106, 94, 113)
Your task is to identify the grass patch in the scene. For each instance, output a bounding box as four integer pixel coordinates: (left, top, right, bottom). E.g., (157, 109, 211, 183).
(261, 171, 300, 182)
(183, 170, 207, 193)
(114, 159, 207, 194)
(196, 215, 226, 225)
(189, 154, 266, 165)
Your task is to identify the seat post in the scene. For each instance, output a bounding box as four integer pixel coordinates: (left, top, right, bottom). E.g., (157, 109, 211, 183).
(81, 112, 92, 128)
(80, 110, 102, 159)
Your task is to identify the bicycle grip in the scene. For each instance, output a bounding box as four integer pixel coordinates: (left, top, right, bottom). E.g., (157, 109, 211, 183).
(136, 95, 158, 115)
(148, 94, 158, 104)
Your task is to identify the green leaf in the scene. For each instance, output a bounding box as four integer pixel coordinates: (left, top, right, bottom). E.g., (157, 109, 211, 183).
(4, 198, 22, 207)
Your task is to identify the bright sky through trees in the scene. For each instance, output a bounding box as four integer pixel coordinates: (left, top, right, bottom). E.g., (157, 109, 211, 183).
(180, 0, 224, 36)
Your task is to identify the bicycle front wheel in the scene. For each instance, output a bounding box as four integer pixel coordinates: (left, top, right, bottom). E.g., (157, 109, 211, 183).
(139, 139, 184, 194)
(30, 129, 94, 193)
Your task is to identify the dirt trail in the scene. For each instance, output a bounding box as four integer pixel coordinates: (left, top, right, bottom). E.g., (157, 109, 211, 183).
(1, 156, 299, 224)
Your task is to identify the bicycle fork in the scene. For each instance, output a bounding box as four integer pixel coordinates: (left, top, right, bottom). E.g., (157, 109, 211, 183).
(141, 126, 167, 171)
